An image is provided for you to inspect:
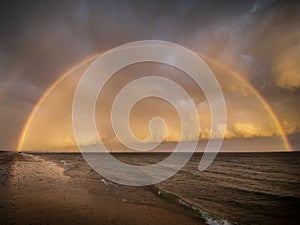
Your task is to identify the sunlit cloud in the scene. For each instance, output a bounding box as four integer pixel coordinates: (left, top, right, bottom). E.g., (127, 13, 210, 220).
(0, 1, 299, 150)
(273, 46, 300, 90)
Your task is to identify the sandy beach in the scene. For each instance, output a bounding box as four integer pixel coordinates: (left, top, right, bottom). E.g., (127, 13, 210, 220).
(2, 151, 300, 225)
(0, 152, 205, 225)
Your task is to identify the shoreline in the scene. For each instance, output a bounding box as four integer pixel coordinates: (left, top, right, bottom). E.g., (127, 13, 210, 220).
(2, 152, 206, 225)
(148, 185, 230, 225)
(39, 152, 230, 225)
(2, 151, 300, 224)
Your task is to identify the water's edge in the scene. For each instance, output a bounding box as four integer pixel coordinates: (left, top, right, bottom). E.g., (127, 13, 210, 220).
(147, 185, 233, 225)
(23, 151, 300, 225)
(23, 152, 235, 225)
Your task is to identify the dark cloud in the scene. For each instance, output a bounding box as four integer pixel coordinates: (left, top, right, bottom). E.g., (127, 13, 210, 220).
(0, 0, 299, 149)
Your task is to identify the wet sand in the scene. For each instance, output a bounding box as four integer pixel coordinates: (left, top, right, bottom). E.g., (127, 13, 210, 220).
(0, 152, 205, 225)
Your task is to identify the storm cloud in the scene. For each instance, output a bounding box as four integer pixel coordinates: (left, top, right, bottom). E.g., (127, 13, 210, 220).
(0, 0, 299, 149)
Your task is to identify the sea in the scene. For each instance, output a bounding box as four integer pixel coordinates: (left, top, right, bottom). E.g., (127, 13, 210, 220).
(1, 151, 299, 225)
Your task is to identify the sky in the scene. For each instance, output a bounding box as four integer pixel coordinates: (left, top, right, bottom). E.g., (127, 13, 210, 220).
(0, 0, 299, 151)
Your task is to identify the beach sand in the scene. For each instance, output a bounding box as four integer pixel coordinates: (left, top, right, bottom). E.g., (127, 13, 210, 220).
(0, 153, 205, 225)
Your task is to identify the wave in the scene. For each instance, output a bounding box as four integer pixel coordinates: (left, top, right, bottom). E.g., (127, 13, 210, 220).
(181, 168, 300, 199)
(148, 185, 235, 225)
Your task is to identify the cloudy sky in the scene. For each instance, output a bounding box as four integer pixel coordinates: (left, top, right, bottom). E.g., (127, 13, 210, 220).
(0, 0, 299, 151)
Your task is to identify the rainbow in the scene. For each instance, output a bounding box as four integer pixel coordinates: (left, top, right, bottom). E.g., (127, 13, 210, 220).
(17, 52, 292, 151)
(199, 54, 292, 151)
(17, 54, 99, 151)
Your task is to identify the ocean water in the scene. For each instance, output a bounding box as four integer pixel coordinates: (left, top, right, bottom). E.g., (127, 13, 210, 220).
(112, 152, 300, 225)
(156, 152, 300, 225)
(2, 151, 300, 225)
